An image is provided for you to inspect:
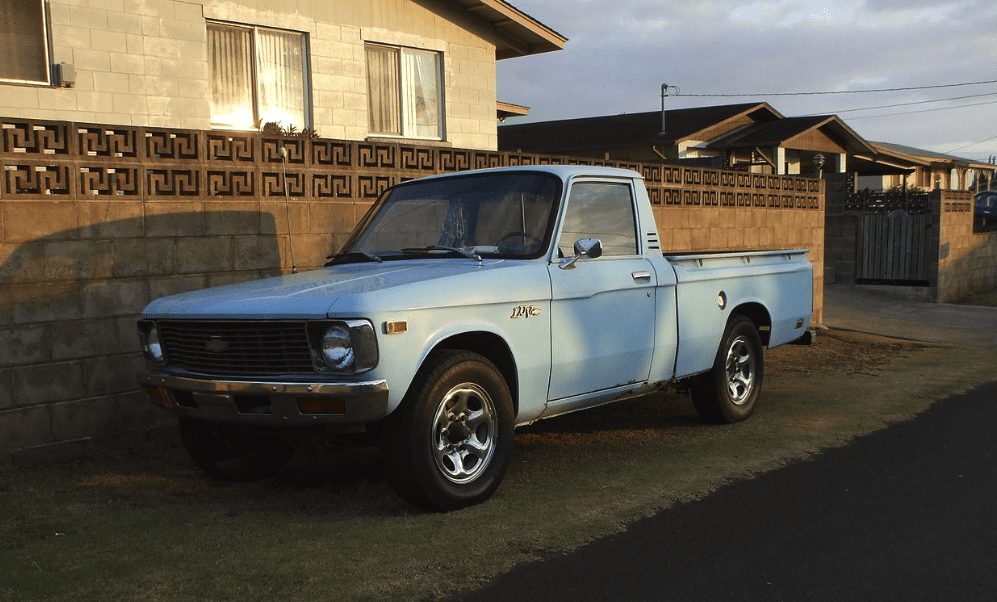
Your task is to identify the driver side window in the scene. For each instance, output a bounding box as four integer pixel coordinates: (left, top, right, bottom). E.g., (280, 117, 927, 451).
(557, 182, 638, 257)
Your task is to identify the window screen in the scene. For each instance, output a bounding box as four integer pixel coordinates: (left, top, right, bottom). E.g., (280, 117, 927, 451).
(208, 22, 310, 130)
(0, 0, 50, 84)
(366, 43, 443, 139)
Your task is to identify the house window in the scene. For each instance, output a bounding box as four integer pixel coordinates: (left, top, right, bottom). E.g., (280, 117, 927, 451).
(208, 22, 311, 131)
(0, 0, 51, 84)
(366, 43, 443, 140)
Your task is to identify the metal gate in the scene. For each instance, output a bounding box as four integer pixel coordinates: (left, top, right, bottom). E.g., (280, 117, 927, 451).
(856, 213, 931, 283)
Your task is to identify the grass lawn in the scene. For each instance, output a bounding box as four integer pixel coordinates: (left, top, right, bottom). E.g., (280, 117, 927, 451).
(2, 330, 996, 602)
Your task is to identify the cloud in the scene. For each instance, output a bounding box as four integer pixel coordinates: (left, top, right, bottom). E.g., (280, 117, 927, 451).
(731, 0, 859, 27)
(498, 0, 997, 159)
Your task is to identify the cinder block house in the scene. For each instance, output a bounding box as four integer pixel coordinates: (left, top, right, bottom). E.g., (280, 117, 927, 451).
(0, 0, 565, 149)
(0, 0, 566, 465)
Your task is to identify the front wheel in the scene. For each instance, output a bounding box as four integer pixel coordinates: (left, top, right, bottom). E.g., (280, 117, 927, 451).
(691, 316, 764, 424)
(381, 350, 514, 512)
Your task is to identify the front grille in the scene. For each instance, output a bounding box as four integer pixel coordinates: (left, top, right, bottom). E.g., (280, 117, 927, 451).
(159, 321, 314, 377)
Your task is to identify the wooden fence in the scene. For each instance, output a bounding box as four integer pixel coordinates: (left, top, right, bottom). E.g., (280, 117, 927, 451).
(845, 190, 934, 284)
(856, 214, 932, 283)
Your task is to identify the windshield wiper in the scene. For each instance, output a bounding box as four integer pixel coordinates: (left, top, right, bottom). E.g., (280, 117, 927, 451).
(324, 251, 383, 266)
(401, 245, 482, 261)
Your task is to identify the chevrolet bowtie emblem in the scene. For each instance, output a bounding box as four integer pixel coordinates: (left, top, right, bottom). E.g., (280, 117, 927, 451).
(205, 336, 229, 353)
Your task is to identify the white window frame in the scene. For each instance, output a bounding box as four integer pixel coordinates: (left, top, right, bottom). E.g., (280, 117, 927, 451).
(207, 20, 312, 131)
(365, 43, 445, 141)
(0, 0, 52, 85)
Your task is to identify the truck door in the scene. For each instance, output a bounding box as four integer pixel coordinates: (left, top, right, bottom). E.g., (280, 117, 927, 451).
(547, 180, 656, 401)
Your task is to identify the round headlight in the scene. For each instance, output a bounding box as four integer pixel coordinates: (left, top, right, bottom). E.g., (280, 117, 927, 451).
(321, 325, 355, 370)
(144, 324, 164, 363)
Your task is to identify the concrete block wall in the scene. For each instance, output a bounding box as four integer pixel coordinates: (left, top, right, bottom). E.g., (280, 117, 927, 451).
(937, 195, 997, 302)
(1, 0, 503, 150)
(655, 206, 825, 324)
(8, 0, 211, 128)
(0, 194, 364, 466)
(824, 214, 857, 284)
(1, 123, 827, 466)
(650, 172, 826, 325)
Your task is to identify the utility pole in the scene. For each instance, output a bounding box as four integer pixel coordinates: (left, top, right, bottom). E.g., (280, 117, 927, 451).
(660, 83, 680, 133)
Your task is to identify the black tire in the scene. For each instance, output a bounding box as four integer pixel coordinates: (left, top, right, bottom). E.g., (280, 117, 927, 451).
(691, 315, 764, 424)
(380, 350, 514, 512)
(178, 417, 294, 482)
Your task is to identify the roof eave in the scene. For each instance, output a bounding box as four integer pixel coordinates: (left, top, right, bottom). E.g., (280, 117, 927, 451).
(452, 0, 567, 59)
(820, 117, 878, 156)
(676, 103, 783, 145)
(497, 101, 530, 121)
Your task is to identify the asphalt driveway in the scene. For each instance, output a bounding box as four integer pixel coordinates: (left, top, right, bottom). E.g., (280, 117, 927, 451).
(823, 284, 997, 348)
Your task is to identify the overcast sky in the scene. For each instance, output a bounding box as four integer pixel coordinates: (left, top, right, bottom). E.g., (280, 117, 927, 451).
(498, 0, 997, 163)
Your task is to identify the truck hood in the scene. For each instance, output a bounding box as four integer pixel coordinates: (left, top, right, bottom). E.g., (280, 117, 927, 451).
(142, 259, 551, 319)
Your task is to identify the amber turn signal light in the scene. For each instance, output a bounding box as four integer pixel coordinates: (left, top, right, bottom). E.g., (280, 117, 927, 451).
(142, 385, 173, 409)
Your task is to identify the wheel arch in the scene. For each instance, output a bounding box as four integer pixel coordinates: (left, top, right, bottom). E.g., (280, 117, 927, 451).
(422, 331, 519, 416)
(729, 302, 772, 345)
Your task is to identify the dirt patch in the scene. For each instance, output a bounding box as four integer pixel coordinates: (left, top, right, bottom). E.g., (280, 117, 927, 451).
(767, 327, 936, 376)
(509, 328, 934, 446)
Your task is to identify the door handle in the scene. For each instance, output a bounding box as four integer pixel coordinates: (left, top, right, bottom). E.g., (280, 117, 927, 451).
(632, 271, 652, 282)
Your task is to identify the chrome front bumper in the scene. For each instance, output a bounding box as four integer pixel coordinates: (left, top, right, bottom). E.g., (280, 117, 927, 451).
(138, 370, 390, 427)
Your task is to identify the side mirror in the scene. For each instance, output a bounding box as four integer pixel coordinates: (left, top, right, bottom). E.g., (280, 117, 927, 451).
(559, 238, 603, 269)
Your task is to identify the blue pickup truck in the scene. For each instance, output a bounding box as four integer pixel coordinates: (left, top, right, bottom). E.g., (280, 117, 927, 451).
(138, 165, 813, 511)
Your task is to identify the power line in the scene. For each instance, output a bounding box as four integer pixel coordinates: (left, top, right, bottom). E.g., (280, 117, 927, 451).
(947, 133, 997, 154)
(791, 89, 997, 157)
(671, 78, 997, 158)
(825, 91, 997, 115)
(678, 78, 997, 98)
(820, 98, 997, 121)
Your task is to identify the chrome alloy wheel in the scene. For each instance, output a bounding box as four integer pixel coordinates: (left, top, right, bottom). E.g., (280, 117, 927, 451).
(431, 382, 498, 484)
(725, 334, 757, 405)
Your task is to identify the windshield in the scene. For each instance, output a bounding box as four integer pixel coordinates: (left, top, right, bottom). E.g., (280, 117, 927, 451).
(340, 172, 562, 260)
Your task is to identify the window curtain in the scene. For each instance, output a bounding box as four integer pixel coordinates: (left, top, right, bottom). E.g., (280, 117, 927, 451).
(0, 0, 49, 83)
(256, 29, 307, 130)
(208, 24, 255, 129)
(401, 49, 441, 139)
(366, 45, 401, 136)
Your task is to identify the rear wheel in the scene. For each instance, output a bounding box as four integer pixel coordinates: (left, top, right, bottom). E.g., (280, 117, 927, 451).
(691, 316, 764, 424)
(178, 418, 294, 481)
(381, 350, 514, 512)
